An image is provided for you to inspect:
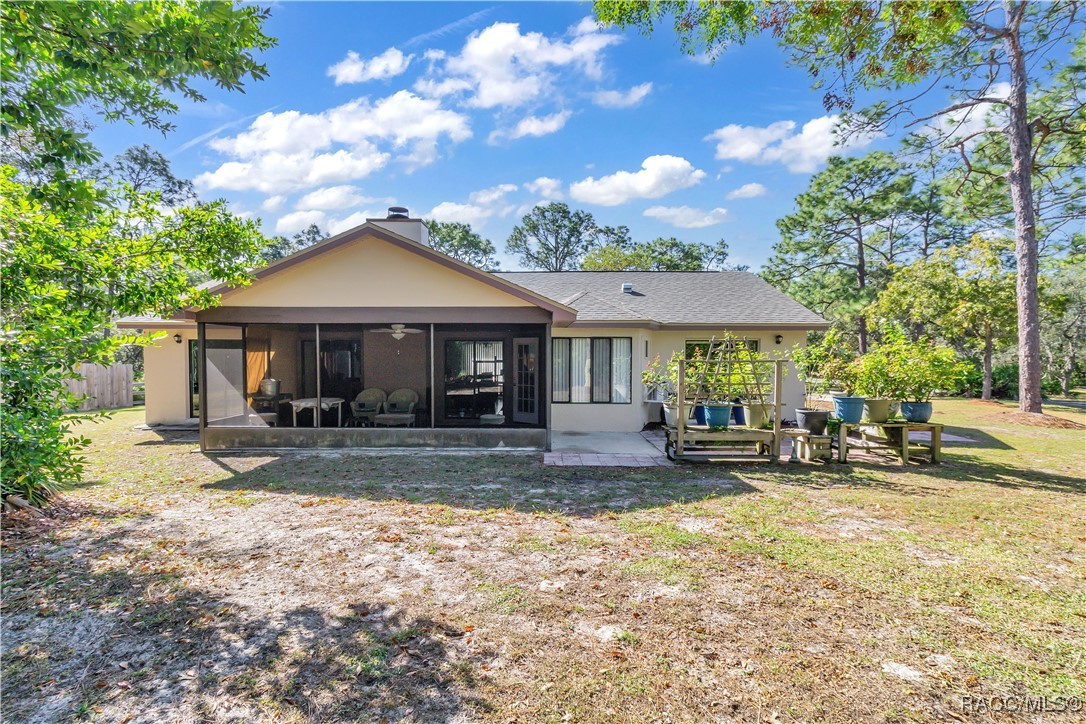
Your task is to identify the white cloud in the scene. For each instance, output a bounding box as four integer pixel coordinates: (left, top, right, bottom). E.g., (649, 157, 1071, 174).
(428, 184, 519, 228)
(196, 146, 390, 195)
(525, 176, 564, 200)
(327, 210, 380, 235)
(413, 76, 473, 98)
(468, 183, 518, 206)
(704, 115, 875, 173)
(327, 48, 414, 85)
(295, 185, 374, 211)
(209, 109, 331, 157)
(196, 91, 471, 194)
(276, 210, 327, 235)
(569, 155, 706, 206)
(725, 182, 767, 200)
(419, 21, 622, 109)
(261, 195, 286, 212)
(643, 205, 731, 228)
(428, 201, 492, 227)
(570, 17, 602, 36)
(591, 82, 653, 109)
(488, 110, 571, 144)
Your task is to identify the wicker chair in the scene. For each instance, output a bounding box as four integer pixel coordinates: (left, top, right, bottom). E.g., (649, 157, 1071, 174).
(375, 388, 419, 427)
(349, 388, 386, 426)
(384, 388, 419, 414)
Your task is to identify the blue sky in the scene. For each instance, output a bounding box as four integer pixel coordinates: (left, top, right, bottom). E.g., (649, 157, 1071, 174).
(91, 2, 967, 270)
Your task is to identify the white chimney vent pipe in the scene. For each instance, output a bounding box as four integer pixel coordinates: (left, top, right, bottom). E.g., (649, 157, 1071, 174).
(621, 282, 634, 293)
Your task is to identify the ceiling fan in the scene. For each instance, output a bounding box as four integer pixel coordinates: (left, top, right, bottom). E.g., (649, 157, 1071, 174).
(373, 323, 424, 341)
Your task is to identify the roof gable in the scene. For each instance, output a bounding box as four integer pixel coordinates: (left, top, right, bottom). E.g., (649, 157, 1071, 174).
(207, 224, 574, 321)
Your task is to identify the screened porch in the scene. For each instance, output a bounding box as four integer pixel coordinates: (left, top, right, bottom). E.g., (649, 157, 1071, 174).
(198, 321, 549, 450)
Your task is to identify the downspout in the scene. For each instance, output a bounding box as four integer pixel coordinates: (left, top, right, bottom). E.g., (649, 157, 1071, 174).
(545, 322, 552, 451)
(198, 322, 207, 452)
(430, 323, 435, 428)
(314, 323, 321, 428)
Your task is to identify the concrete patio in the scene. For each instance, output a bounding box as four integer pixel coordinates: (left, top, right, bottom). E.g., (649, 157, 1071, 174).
(545, 430, 673, 467)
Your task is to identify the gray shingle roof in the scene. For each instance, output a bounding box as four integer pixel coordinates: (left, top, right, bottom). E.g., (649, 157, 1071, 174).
(496, 271, 828, 327)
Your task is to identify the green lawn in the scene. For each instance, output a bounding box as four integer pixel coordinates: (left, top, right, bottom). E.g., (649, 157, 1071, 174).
(2, 399, 1083, 722)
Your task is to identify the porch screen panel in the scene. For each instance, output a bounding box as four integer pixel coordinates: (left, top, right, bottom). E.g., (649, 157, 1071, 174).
(551, 338, 570, 402)
(569, 338, 591, 403)
(591, 338, 611, 402)
(611, 338, 632, 403)
(444, 340, 504, 421)
(205, 324, 249, 427)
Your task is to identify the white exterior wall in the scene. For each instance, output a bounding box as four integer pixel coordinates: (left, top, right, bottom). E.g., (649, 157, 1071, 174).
(550, 327, 810, 433)
(143, 329, 197, 424)
(142, 326, 812, 430)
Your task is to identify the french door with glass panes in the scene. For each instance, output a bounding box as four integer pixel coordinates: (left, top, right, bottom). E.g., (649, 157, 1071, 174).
(512, 337, 539, 424)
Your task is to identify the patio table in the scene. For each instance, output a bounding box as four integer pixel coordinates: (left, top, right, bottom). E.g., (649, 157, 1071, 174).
(290, 397, 344, 427)
(836, 421, 943, 464)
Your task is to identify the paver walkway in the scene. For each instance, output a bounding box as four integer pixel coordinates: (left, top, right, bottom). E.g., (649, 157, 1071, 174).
(542, 452, 673, 467)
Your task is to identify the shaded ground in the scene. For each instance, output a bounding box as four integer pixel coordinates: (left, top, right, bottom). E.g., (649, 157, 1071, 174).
(2, 399, 1084, 722)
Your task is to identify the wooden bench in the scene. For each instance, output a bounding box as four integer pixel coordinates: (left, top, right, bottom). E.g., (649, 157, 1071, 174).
(664, 424, 776, 461)
(780, 428, 832, 461)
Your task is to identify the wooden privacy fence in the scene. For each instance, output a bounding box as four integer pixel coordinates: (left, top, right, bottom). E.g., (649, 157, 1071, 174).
(66, 362, 134, 411)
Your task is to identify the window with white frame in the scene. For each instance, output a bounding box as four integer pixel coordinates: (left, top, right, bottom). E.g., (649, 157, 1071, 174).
(552, 337, 632, 403)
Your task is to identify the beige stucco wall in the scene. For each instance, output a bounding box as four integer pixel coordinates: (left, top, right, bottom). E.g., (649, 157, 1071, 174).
(143, 329, 196, 425)
(221, 234, 533, 309)
(550, 327, 809, 433)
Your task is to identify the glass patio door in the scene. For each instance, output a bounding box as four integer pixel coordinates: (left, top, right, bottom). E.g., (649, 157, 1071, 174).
(513, 337, 539, 425)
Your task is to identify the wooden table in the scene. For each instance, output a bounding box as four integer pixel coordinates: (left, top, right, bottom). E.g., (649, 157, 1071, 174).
(836, 421, 943, 464)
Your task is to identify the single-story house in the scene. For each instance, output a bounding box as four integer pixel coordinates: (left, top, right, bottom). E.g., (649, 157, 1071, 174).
(119, 209, 828, 451)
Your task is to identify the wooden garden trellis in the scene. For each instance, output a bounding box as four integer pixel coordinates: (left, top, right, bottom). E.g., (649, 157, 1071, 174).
(667, 345, 784, 462)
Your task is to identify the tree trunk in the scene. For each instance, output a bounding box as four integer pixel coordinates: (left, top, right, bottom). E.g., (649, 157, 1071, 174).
(1004, 3, 1043, 414)
(1063, 342, 1075, 397)
(856, 228, 868, 354)
(982, 324, 993, 400)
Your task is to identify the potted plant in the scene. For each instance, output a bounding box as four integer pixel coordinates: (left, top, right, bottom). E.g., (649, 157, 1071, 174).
(852, 350, 893, 423)
(642, 353, 677, 425)
(702, 363, 738, 429)
(792, 337, 832, 434)
(825, 356, 865, 425)
(736, 341, 772, 429)
(888, 339, 968, 422)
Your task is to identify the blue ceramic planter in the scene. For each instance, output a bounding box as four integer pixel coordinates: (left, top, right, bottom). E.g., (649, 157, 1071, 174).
(693, 404, 706, 425)
(900, 401, 933, 422)
(832, 395, 865, 424)
(703, 403, 734, 429)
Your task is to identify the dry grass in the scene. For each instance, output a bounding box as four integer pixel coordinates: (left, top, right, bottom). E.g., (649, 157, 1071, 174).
(2, 398, 1084, 722)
